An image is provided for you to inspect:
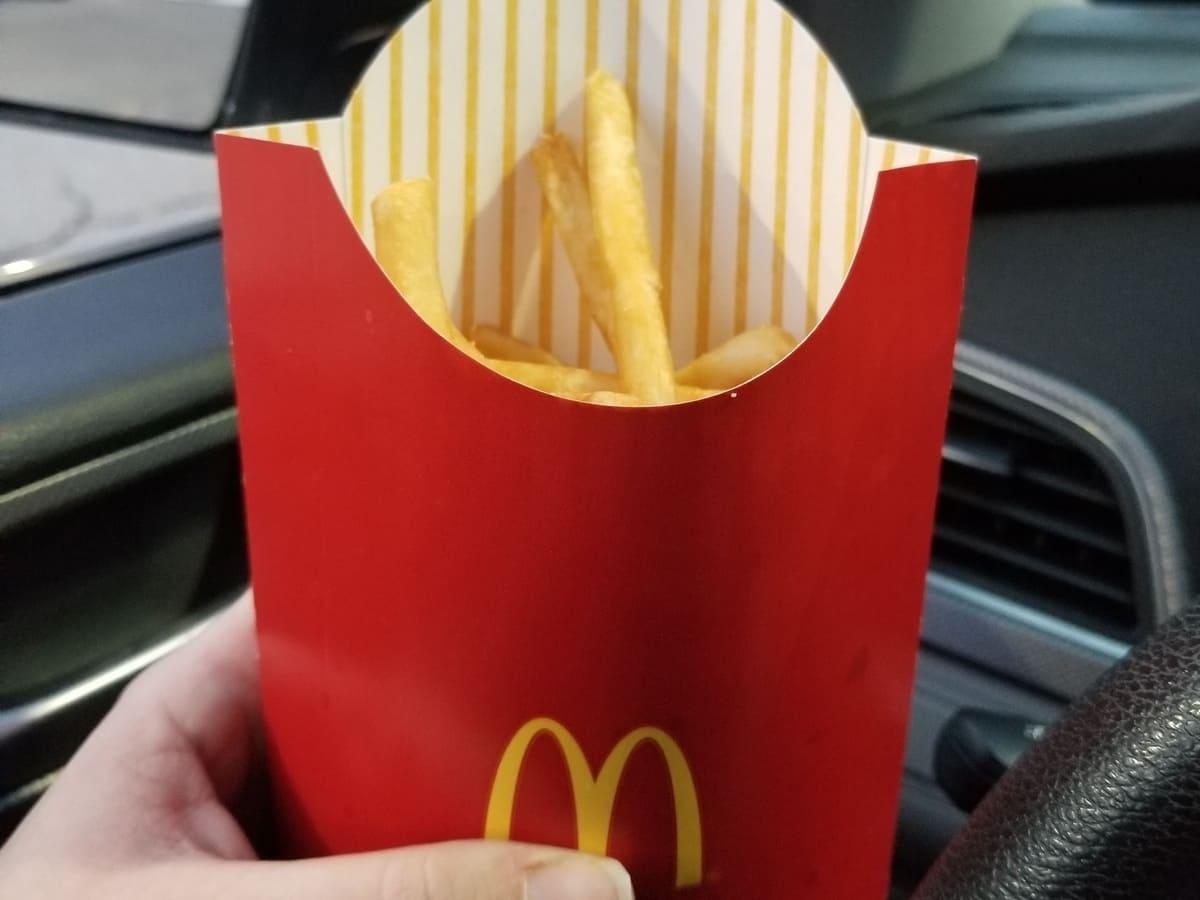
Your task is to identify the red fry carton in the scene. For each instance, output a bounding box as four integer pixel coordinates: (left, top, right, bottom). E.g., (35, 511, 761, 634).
(215, 0, 976, 896)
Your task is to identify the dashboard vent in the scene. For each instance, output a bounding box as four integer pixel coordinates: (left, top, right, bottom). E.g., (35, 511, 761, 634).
(932, 391, 1137, 636)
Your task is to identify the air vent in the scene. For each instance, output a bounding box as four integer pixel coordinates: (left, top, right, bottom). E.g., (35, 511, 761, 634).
(932, 391, 1137, 636)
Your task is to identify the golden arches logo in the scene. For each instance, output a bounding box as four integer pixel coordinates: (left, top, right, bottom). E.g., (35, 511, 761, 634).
(484, 718, 702, 888)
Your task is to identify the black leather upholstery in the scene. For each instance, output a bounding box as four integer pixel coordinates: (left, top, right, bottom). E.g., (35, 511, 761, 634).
(915, 602, 1200, 899)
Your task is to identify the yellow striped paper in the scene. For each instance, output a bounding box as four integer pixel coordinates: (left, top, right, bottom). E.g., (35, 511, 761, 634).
(221, 0, 967, 368)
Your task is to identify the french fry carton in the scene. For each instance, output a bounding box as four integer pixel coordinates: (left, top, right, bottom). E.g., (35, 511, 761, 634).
(215, 1, 975, 896)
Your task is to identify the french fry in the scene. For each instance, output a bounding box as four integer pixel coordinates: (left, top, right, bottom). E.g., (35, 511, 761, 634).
(578, 390, 644, 407)
(472, 324, 562, 365)
(490, 360, 622, 395)
(374, 87, 790, 407)
(567, 386, 719, 406)
(675, 385, 722, 402)
(676, 326, 798, 390)
(532, 134, 616, 350)
(372, 178, 483, 361)
(585, 70, 676, 404)
(577, 386, 719, 405)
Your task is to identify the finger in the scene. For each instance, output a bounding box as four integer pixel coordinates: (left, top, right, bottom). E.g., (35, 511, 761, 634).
(110, 591, 261, 805)
(201, 841, 634, 900)
(10, 594, 262, 863)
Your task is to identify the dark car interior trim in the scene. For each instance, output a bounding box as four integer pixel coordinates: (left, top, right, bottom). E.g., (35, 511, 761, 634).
(923, 572, 1127, 701)
(0, 602, 225, 750)
(955, 341, 1191, 628)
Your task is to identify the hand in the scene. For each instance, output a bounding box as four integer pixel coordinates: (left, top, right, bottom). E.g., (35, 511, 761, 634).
(0, 594, 633, 900)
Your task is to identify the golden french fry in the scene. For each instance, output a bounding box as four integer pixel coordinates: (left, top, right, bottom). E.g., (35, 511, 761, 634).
(576, 390, 644, 407)
(562, 386, 716, 406)
(675, 384, 722, 402)
(676, 326, 798, 390)
(472, 324, 562, 366)
(490, 360, 622, 395)
(532, 134, 616, 350)
(568, 386, 717, 406)
(585, 69, 676, 404)
(588, 387, 718, 405)
(372, 179, 483, 361)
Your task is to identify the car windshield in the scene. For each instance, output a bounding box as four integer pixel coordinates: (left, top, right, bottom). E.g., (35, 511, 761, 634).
(0, 0, 251, 130)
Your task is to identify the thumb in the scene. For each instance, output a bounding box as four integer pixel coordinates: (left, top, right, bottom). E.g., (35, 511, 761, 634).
(201, 840, 634, 900)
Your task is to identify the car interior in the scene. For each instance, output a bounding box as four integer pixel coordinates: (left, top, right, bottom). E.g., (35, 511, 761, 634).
(2, 0, 1198, 896)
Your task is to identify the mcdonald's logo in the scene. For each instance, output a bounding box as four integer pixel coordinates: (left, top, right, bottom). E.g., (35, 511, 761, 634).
(484, 718, 703, 888)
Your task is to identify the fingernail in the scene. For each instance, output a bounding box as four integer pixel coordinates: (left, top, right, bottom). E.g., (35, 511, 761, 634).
(525, 856, 634, 900)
